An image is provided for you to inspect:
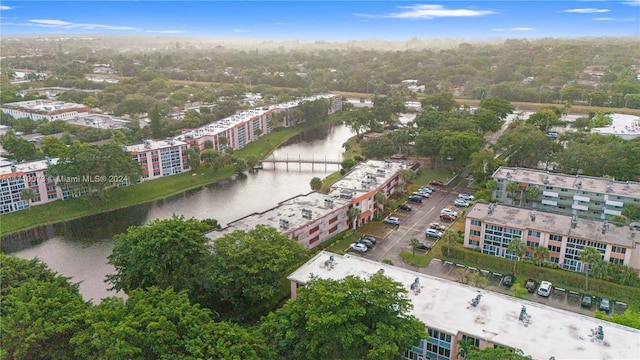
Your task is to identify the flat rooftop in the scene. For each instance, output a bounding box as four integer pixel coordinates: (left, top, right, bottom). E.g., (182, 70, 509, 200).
(176, 94, 339, 140)
(67, 114, 130, 129)
(290, 251, 640, 360)
(330, 159, 408, 198)
(467, 202, 639, 248)
(493, 166, 640, 199)
(1, 99, 89, 112)
(206, 191, 350, 241)
(591, 113, 640, 138)
(0, 158, 58, 178)
(126, 139, 187, 153)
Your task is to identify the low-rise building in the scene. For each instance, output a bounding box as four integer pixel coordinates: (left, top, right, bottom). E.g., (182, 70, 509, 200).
(1, 100, 91, 121)
(0, 158, 64, 214)
(207, 159, 411, 248)
(464, 202, 640, 276)
(491, 166, 640, 220)
(126, 139, 190, 181)
(289, 251, 640, 360)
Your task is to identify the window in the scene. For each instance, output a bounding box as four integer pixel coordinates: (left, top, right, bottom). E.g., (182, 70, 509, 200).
(470, 230, 481, 237)
(469, 240, 480, 247)
(528, 230, 540, 238)
(611, 246, 626, 254)
(462, 335, 480, 347)
(526, 241, 539, 248)
(549, 234, 563, 242)
(548, 245, 561, 253)
(470, 219, 481, 226)
(609, 258, 624, 265)
(549, 257, 560, 264)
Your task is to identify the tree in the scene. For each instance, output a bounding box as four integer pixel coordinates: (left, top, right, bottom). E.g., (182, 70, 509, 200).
(260, 273, 427, 360)
(348, 206, 362, 229)
(507, 237, 527, 275)
(524, 186, 541, 208)
(48, 141, 142, 199)
(473, 108, 503, 133)
(20, 187, 35, 211)
(106, 216, 213, 305)
(209, 225, 308, 320)
(310, 176, 322, 191)
(421, 92, 457, 112)
(467, 346, 532, 359)
(533, 246, 550, 267)
(580, 246, 602, 291)
(1, 133, 39, 161)
(442, 229, 458, 257)
(245, 155, 259, 172)
(457, 338, 478, 359)
(200, 149, 223, 170)
(148, 105, 162, 139)
(71, 287, 269, 359)
(410, 238, 421, 257)
(233, 158, 247, 177)
(494, 123, 551, 168)
(40, 136, 68, 158)
(479, 97, 514, 120)
(374, 191, 387, 214)
(622, 204, 640, 221)
(187, 146, 200, 170)
(505, 181, 520, 205)
(468, 150, 503, 184)
(182, 109, 202, 128)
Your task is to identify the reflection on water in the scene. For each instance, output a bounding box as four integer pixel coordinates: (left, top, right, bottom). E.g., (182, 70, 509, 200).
(5, 123, 353, 301)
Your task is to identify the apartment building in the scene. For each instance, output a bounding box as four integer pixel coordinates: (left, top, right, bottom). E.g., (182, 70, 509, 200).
(289, 251, 640, 360)
(1, 100, 91, 121)
(206, 159, 410, 248)
(126, 139, 190, 181)
(177, 94, 342, 153)
(491, 166, 640, 220)
(0, 158, 64, 214)
(464, 202, 640, 276)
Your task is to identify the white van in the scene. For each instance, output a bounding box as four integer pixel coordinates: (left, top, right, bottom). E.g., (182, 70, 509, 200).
(537, 281, 553, 297)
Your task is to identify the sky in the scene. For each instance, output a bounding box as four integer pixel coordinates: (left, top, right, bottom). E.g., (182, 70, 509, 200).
(1, 1, 639, 41)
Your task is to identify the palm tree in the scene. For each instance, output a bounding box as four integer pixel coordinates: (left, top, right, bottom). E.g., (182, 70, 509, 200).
(441, 229, 458, 257)
(524, 186, 541, 208)
(533, 246, 550, 267)
(348, 206, 362, 230)
(310, 177, 323, 191)
(374, 192, 387, 215)
(580, 247, 602, 291)
(410, 238, 420, 258)
(507, 237, 527, 275)
(505, 181, 519, 206)
(457, 339, 477, 359)
(20, 188, 35, 212)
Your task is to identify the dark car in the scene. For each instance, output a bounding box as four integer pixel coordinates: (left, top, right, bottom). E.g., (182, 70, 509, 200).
(399, 204, 412, 211)
(429, 180, 444, 186)
(357, 238, 374, 249)
(599, 298, 611, 312)
(362, 236, 377, 245)
(581, 294, 593, 308)
(502, 274, 515, 287)
(408, 195, 423, 203)
(439, 213, 456, 221)
(524, 279, 538, 293)
(415, 242, 431, 250)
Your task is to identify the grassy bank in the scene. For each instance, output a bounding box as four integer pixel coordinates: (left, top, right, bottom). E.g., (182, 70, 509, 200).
(1, 118, 342, 235)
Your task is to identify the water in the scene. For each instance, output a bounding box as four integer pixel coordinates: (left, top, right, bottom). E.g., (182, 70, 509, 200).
(6, 123, 353, 302)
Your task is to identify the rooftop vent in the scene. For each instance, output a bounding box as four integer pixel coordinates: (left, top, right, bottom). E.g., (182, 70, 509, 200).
(602, 220, 609, 234)
(571, 215, 578, 229)
(530, 210, 537, 222)
(576, 180, 582, 189)
(279, 219, 290, 229)
(631, 228, 636, 238)
(470, 294, 482, 308)
(324, 255, 335, 270)
(488, 203, 496, 214)
(543, 176, 550, 184)
(324, 198, 334, 209)
(410, 277, 421, 294)
(590, 325, 604, 341)
(301, 208, 312, 219)
(506, 171, 512, 179)
(606, 184, 612, 193)
(377, 268, 385, 274)
(519, 305, 531, 326)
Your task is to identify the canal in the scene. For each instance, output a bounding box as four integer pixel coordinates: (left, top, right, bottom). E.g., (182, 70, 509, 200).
(5, 123, 352, 302)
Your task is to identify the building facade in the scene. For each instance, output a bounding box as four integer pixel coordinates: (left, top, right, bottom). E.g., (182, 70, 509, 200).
(0, 158, 65, 214)
(491, 166, 640, 220)
(464, 202, 640, 276)
(126, 139, 190, 181)
(1, 100, 91, 121)
(288, 251, 640, 360)
(206, 159, 411, 248)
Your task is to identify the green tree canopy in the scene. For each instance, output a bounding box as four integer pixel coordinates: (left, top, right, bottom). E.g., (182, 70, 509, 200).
(261, 273, 427, 360)
(209, 225, 309, 320)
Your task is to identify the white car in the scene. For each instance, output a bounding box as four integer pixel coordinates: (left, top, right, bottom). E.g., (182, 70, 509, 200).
(454, 199, 470, 207)
(537, 281, 553, 297)
(419, 187, 433, 194)
(441, 208, 458, 217)
(383, 217, 400, 225)
(458, 193, 475, 201)
(350, 243, 368, 253)
(425, 228, 442, 238)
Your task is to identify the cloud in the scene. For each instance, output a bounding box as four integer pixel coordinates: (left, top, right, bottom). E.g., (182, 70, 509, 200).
(512, 27, 535, 31)
(622, 0, 640, 6)
(0, 5, 14, 10)
(492, 28, 504, 31)
(147, 30, 187, 34)
(623, 17, 636, 20)
(593, 17, 615, 20)
(355, 4, 496, 19)
(560, 8, 610, 13)
(276, 22, 293, 26)
(29, 19, 139, 31)
(233, 29, 251, 33)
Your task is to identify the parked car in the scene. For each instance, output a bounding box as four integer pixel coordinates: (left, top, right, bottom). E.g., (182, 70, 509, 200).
(413, 191, 430, 198)
(439, 213, 456, 221)
(502, 274, 515, 287)
(408, 195, 423, 203)
(581, 294, 593, 308)
(362, 236, 377, 244)
(414, 242, 431, 250)
(599, 298, 611, 312)
(423, 185, 435, 192)
(425, 228, 443, 239)
(349, 243, 367, 253)
(430, 222, 446, 231)
(357, 238, 374, 248)
(454, 199, 470, 207)
(383, 217, 400, 226)
(524, 279, 538, 293)
(537, 281, 553, 297)
(546, 132, 559, 139)
(458, 193, 475, 201)
(629, 222, 640, 229)
(399, 204, 412, 211)
(419, 187, 433, 194)
(429, 180, 444, 186)
(441, 208, 458, 217)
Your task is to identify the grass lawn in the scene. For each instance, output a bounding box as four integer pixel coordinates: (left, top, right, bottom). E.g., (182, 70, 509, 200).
(412, 167, 456, 188)
(400, 250, 431, 267)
